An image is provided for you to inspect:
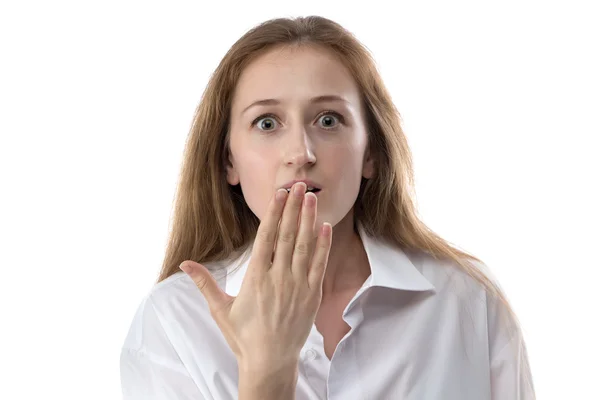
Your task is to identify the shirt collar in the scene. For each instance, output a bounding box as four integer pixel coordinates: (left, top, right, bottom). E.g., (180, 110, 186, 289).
(224, 222, 436, 297)
(357, 223, 436, 292)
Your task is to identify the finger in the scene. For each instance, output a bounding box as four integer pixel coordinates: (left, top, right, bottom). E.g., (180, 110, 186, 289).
(271, 182, 306, 274)
(271, 218, 282, 263)
(180, 261, 233, 314)
(271, 200, 301, 263)
(291, 191, 317, 284)
(253, 188, 288, 274)
(307, 223, 333, 291)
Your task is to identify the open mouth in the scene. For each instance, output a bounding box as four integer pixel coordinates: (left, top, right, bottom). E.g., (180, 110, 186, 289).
(285, 187, 321, 194)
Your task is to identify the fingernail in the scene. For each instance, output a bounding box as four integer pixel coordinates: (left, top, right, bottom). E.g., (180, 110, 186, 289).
(275, 188, 288, 202)
(180, 263, 191, 273)
(294, 182, 306, 196)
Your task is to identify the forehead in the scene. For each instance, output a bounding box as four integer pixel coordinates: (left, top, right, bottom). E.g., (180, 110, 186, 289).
(231, 45, 362, 112)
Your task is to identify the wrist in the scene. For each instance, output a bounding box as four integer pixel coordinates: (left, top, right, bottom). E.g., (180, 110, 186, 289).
(237, 352, 299, 376)
(238, 360, 299, 400)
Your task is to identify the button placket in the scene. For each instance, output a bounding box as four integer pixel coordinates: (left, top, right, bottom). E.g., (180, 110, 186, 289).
(305, 348, 317, 360)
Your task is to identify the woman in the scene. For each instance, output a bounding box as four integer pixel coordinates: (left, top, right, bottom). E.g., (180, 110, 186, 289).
(120, 15, 535, 399)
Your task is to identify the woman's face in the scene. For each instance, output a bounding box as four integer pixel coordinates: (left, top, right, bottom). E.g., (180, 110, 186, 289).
(227, 44, 374, 232)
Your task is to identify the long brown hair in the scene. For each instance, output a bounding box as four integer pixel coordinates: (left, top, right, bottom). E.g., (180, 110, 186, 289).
(156, 15, 519, 328)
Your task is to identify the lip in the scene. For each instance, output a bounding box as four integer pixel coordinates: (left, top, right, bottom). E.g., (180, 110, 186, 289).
(281, 179, 322, 191)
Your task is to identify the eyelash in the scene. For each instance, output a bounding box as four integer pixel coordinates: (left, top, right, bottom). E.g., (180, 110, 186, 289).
(251, 110, 345, 132)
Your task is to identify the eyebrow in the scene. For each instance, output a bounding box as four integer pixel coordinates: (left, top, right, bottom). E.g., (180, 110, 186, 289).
(241, 95, 351, 115)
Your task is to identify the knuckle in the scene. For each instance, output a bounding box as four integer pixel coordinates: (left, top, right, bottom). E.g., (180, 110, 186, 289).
(311, 253, 324, 265)
(313, 259, 327, 273)
(319, 236, 331, 248)
(194, 276, 209, 292)
(270, 204, 281, 217)
(278, 230, 295, 243)
(256, 228, 272, 244)
(294, 241, 310, 255)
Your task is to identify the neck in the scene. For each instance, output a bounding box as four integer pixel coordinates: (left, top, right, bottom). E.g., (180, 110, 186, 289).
(321, 210, 371, 297)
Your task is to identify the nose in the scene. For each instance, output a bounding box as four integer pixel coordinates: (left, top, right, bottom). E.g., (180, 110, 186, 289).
(284, 129, 317, 167)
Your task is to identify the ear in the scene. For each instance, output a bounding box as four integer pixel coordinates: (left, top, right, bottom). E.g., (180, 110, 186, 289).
(362, 145, 375, 179)
(225, 151, 240, 186)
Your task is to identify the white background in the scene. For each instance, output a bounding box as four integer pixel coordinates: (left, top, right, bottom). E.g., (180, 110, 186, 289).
(1, 0, 598, 398)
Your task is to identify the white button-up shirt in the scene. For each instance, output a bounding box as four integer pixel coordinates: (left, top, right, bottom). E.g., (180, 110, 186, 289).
(120, 224, 535, 399)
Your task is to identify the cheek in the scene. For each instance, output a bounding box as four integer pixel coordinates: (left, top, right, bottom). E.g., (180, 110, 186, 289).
(325, 147, 366, 201)
(236, 153, 277, 220)
(240, 187, 272, 221)
(236, 149, 272, 184)
(326, 146, 364, 176)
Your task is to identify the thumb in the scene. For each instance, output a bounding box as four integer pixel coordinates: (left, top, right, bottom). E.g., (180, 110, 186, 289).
(180, 261, 233, 313)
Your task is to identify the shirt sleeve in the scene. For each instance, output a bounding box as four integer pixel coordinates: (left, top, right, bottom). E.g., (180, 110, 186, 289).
(484, 281, 536, 399)
(472, 260, 536, 399)
(489, 329, 536, 400)
(120, 295, 208, 400)
(120, 347, 206, 400)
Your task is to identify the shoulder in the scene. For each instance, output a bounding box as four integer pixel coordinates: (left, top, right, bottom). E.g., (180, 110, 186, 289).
(121, 259, 232, 353)
(406, 249, 491, 301)
(401, 250, 535, 396)
(409, 250, 520, 339)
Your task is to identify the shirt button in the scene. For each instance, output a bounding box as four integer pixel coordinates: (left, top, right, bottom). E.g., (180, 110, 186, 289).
(305, 349, 317, 360)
